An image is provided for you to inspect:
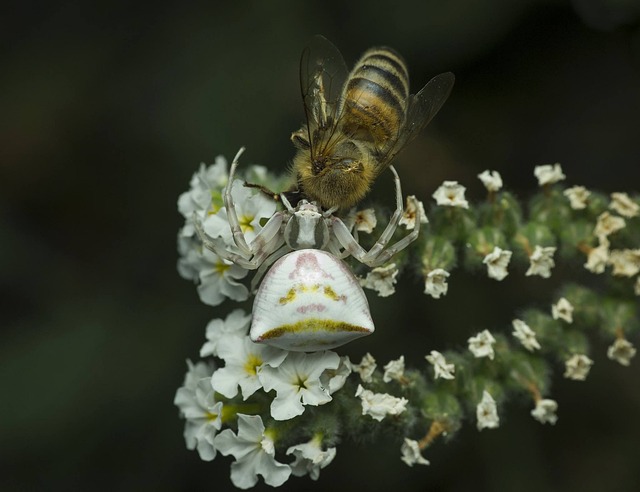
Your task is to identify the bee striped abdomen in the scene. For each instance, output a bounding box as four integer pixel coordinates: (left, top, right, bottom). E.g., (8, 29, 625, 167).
(341, 48, 410, 147)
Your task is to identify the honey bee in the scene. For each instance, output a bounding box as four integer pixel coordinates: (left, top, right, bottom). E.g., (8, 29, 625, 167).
(290, 35, 455, 210)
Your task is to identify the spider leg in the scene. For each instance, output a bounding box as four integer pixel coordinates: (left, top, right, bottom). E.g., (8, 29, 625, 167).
(330, 167, 422, 267)
(194, 213, 259, 269)
(250, 244, 291, 293)
(359, 166, 404, 262)
(223, 147, 253, 257)
(363, 196, 422, 267)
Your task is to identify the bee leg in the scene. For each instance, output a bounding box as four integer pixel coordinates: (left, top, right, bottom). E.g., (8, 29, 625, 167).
(243, 181, 280, 202)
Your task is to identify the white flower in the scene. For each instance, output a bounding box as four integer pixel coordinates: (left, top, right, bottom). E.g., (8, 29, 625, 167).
(594, 211, 626, 239)
(382, 355, 405, 383)
(351, 353, 377, 383)
(174, 360, 221, 461)
(424, 268, 450, 299)
(468, 330, 497, 360)
(353, 208, 377, 233)
(563, 185, 591, 210)
(531, 398, 558, 425)
(286, 435, 336, 480)
(360, 263, 398, 297)
(607, 338, 637, 366)
(425, 350, 455, 380)
(211, 336, 287, 400)
(584, 238, 610, 274)
(355, 385, 408, 421)
(525, 245, 556, 278)
(511, 319, 541, 352)
(483, 246, 512, 281)
(200, 309, 251, 358)
(609, 192, 639, 218)
(477, 170, 503, 192)
(202, 179, 277, 248)
(564, 354, 593, 381)
(476, 390, 499, 430)
(258, 351, 340, 421)
(178, 157, 229, 228)
(400, 195, 428, 229)
(534, 163, 566, 186)
(214, 414, 291, 489)
(400, 438, 430, 467)
(320, 356, 352, 394)
(432, 181, 469, 209)
(608, 249, 640, 277)
(196, 248, 250, 306)
(551, 297, 574, 323)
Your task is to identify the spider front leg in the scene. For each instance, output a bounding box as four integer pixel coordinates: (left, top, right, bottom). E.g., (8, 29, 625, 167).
(331, 166, 421, 267)
(223, 147, 253, 257)
(194, 210, 287, 270)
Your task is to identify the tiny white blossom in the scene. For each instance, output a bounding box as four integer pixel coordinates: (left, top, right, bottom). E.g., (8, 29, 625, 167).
(534, 163, 566, 186)
(531, 398, 558, 425)
(425, 350, 455, 380)
(286, 435, 336, 480)
(211, 336, 287, 400)
(196, 249, 250, 306)
(483, 246, 512, 281)
(258, 351, 340, 421)
(477, 170, 503, 192)
(353, 208, 377, 233)
(200, 309, 251, 358)
(178, 157, 228, 229)
(608, 249, 640, 277)
(563, 185, 591, 210)
(214, 414, 291, 489)
(400, 438, 430, 467)
(594, 211, 626, 239)
(400, 195, 428, 230)
(351, 353, 377, 383)
(424, 268, 450, 299)
(432, 181, 469, 209)
(609, 192, 639, 218)
(320, 356, 352, 394)
(511, 319, 541, 352)
(607, 338, 637, 366)
(355, 385, 408, 421)
(174, 360, 221, 461)
(564, 354, 593, 381)
(382, 355, 405, 383)
(476, 390, 499, 430)
(526, 245, 556, 278)
(551, 297, 574, 323)
(360, 263, 398, 297)
(468, 330, 497, 360)
(584, 238, 610, 274)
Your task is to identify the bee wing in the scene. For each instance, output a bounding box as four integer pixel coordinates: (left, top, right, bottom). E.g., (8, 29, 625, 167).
(299, 35, 349, 156)
(379, 71, 455, 170)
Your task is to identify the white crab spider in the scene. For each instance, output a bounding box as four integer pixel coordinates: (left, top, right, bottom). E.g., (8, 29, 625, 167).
(195, 147, 422, 351)
(195, 148, 422, 283)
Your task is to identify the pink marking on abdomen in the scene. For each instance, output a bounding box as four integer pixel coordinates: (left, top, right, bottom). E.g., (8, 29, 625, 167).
(289, 252, 334, 280)
(296, 303, 327, 314)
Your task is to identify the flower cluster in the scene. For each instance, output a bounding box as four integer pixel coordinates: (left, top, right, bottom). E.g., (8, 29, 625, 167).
(174, 155, 639, 488)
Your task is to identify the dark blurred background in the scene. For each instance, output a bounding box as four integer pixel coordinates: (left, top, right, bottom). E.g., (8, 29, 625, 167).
(2, 0, 640, 491)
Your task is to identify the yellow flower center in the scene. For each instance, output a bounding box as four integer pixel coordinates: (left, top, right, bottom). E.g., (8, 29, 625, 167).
(244, 353, 263, 376)
(239, 215, 254, 233)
